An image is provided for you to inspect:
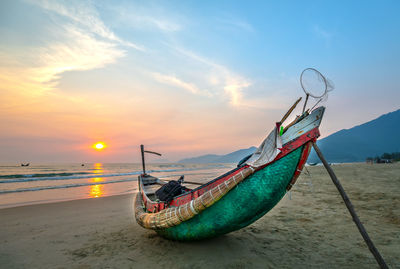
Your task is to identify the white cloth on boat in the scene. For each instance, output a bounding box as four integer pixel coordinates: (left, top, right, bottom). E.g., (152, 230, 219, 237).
(246, 125, 282, 168)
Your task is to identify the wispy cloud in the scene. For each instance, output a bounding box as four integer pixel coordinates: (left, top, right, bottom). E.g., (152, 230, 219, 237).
(313, 25, 333, 47)
(131, 16, 182, 32)
(0, 29, 124, 96)
(1, 0, 139, 94)
(218, 18, 255, 33)
(172, 48, 251, 106)
(30, 0, 144, 50)
(108, 4, 182, 33)
(33, 26, 125, 86)
(152, 73, 207, 96)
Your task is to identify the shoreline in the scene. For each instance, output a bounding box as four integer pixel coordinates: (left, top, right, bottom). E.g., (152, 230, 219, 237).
(1, 163, 399, 268)
(0, 190, 137, 210)
(0, 192, 134, 214)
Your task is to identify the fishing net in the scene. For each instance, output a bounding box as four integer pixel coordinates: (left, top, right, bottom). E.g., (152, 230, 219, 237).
(300, 68, 334, 111)
(246, 125, 282, 167)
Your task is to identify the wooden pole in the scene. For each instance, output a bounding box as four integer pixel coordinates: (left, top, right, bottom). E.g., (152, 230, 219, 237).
(302, 93, 309, 113)
(161, 179, 203, 185)
(312, 142, 388, 269)
(280, 97, 302, 125)
(140, 144, 146, 175)
(144, 150, 162, 156)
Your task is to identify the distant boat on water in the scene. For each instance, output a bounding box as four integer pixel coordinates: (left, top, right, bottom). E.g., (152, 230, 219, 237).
(21, 163, 30, 167)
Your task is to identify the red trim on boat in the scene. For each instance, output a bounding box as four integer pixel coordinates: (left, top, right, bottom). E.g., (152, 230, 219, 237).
(286, 141, 313, 191)
(278, 127, 319, 158)
(141, 127, 320, 213)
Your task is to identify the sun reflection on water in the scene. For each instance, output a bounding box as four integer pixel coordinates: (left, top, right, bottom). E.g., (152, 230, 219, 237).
(89, 163, 105, 198)
(93, 163, 103, 174)
(90, 183, 104, 198)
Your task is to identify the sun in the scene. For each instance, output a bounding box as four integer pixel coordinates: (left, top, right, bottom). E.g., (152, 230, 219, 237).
(92, 142, 107, 151)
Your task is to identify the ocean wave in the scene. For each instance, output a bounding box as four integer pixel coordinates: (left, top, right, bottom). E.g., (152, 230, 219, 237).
(0, 165, 228, 184)
(0, 178, 138, 194)
(0, 171, 142, 183)
(0, 172, 90, 179)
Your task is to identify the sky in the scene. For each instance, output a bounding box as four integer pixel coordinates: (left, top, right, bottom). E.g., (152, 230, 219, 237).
(1, 0, 399, 163)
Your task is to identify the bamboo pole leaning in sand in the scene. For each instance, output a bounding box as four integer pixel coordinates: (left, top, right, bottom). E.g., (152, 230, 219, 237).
(312, 142, 388, 269)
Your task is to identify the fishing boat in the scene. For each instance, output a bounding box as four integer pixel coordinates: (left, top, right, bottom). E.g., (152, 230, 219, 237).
(133, 69, 390, 268)
(135, 68, 334, 240)
(135, 101, 325, 241)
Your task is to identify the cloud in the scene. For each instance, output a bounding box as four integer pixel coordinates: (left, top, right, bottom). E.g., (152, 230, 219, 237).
(152, 73, 203, 95)
(107, 3, 182, 33)
(30, 0, 144, 50)
(27, 1, 249, 106)
(147, 17, 181, 32)
(218, 18, 255, 33)
(313, 25, 333, 47)
(223, 77, 251, 106)
(0, 0, 139, 94)
(133, 16, 182, 32)
(172, 48, 251, 106)
(0, 25, 126, 95)
(33, 26, 125, 86)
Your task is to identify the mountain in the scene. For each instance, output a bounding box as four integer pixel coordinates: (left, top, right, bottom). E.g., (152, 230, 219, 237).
(308, 109, 400, 163)
(179, 109, 400, 164)
(179, 147, 257, 163)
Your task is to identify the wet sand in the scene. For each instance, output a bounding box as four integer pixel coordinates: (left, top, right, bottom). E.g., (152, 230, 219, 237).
(0, 163, 399, 268)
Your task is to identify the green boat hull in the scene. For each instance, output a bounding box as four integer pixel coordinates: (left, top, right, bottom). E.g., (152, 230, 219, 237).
(157, 145, 304, 240)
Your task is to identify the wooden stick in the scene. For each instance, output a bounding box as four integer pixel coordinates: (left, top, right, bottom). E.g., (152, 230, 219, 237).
(282, 115, 300, 133)
(140, 145, 146, 175)
(302, 93, 309, 113)
(144, 150, 162, 156)
(280, 97, 302, 125)
(312, 142, 388, 269)
(183, 181, 204, 185)
(159, 178, 204, 185)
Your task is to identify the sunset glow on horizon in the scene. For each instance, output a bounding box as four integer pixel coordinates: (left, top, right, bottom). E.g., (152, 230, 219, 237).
(1, 1, 399, 163)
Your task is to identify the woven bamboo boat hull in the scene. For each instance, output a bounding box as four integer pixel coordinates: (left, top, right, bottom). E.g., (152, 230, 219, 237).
(135, 106, 324, 241)
(156, 144, 307, 240)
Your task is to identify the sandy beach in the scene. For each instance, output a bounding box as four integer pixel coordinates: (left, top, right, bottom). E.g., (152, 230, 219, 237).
(1, 163, 399, 269)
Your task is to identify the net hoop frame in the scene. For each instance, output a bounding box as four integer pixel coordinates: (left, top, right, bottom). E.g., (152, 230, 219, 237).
(300, 68, 328, 99)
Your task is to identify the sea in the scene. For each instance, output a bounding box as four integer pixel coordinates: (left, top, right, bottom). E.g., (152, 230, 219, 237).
(0, 163, 235, 209)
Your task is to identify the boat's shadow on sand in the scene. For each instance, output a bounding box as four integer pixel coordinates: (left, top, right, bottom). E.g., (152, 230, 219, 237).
(66, 220, 370, 269)
(67, 223, 288, 268)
